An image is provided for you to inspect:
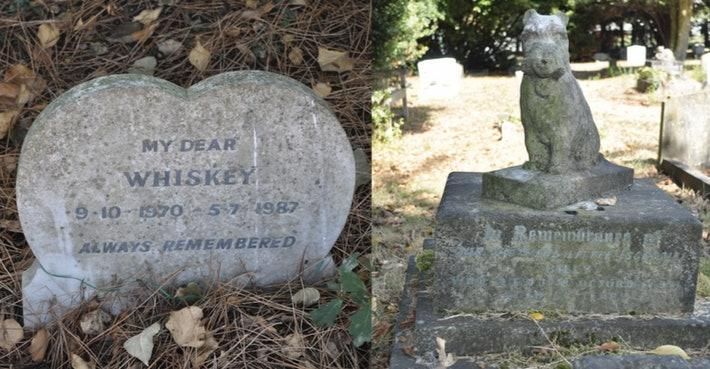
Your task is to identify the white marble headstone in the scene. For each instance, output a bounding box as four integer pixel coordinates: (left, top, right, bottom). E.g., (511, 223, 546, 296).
(17, 71, 355, 327)
(417, 57, 463, 100)
(626, 45, 646, 67)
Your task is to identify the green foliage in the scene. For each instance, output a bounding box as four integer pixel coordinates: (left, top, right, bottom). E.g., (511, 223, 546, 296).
(373, 0, 442, 69)
(372, 89, 404, 143)
(174, 282, 203, 304)
(687, 64, 707, 84)
(309, 253, 371, 347)
(415, 249, 435, 272)
(311, 299, 344, 327)
(698, 272, 710, 298)
(348, 304, 372, 347)
(635, 66, 662, 93)
(430, 0, 572, 71)
(700, 258, 710, 276)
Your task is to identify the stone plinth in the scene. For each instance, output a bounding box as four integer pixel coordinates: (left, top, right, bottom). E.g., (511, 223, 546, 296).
(390, 254, 710, 368)
(436, 172, 701, 315)
(481, 159, 634, 210)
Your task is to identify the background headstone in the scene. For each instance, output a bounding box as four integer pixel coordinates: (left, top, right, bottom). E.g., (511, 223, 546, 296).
(17, 71, 355, 327)
(417, 58, 463, 100)
(661, 91, 710, 170)
(626, 45, 646, 67)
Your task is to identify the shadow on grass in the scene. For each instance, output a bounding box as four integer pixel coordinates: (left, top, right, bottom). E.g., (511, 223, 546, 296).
(401, 105, 445, 134)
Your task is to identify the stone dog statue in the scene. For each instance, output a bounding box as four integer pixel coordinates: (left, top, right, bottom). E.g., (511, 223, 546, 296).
(520, 9, 601, 174)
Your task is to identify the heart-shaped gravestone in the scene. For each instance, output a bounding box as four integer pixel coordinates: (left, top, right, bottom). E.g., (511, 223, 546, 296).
(17, 71, 355, 327)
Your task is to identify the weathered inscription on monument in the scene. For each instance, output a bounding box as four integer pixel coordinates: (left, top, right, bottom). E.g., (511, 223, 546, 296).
(17, 71, 355, 326)
(434, 172, 701, 314)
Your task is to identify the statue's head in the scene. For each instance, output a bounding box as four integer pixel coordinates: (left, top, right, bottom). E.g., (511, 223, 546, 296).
(521, 10, 569, 79)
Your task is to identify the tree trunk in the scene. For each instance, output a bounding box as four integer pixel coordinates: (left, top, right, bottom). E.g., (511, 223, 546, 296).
(670, 0, 692, 61)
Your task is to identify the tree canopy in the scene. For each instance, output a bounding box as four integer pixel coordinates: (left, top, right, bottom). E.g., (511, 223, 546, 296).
(375, 0, 710, 72)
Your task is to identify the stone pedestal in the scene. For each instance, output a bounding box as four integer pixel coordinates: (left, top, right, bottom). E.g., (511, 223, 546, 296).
(438, 172, 700, 314)
(390, 255, 710, 368)
(481, 159, 634, 210)
(390, 172, 706, 367)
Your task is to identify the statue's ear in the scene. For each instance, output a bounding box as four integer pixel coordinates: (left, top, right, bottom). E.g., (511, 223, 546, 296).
(523, 9, 538, 24)
(555, 11, 569, 26)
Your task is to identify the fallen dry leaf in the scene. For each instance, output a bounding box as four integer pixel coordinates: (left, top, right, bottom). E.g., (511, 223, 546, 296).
(123, 322, 160, 366)
(596, 341, 620, 352)
(4, 64, 34, 83)
(74, 14, 99, 32)
(158, 39, 183, 56)
(1, 155, 18, 173)
(240, 314, 278, 334)
(189, 41, 211, 72)
(29, 328, 49, 361)
(79, 309, 112, 335)
(529, 311, 544, 321)
(260, 2, 275, 13)
(435, 336, 456, 367)
(291, 287, 319, 306)
(324, 340, 339, 360)
(129, 57, 157, 75)
(236, 43, 255, 62)
(282, 34, 295, 44)
(165, 306, 207, 347)
(282, 332, 305, 359)
(191, 333, 218, 367)
(312, 82, 331, 98)
(133, 8, 162, 25)
(131, 23, 159, 44)
(0, 109, 19, 139)
(241, 10, 262, 20)
(71, 353, 96, 369)
(595, 196, 617, 206)
(225, 26, 242, 37)
(648, 345, 690, 359)
(0, 318, 23, 351)
(4, 64, 48, 102)
(246, 0, 258, 8)
(317, 47, 345, 66)
(0, 83, 19, 101)
(288, 47, 304, 65)
(317, 47, 355, 72)
(16, 84, 33, 106)
(37, 23, 61, 48)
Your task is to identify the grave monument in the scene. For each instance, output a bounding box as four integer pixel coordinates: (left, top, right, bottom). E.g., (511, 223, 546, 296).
(391, 10, 707, 368)
(17, 71, 355, 327)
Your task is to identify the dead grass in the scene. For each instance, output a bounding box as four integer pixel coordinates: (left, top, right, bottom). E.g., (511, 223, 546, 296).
(372, 71, 710, 368)
(0, 1, 371, 368)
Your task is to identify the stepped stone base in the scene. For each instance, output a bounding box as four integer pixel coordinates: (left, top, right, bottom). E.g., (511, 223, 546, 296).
(389, 255, 710, 369)
(481, 159, 633, 209)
